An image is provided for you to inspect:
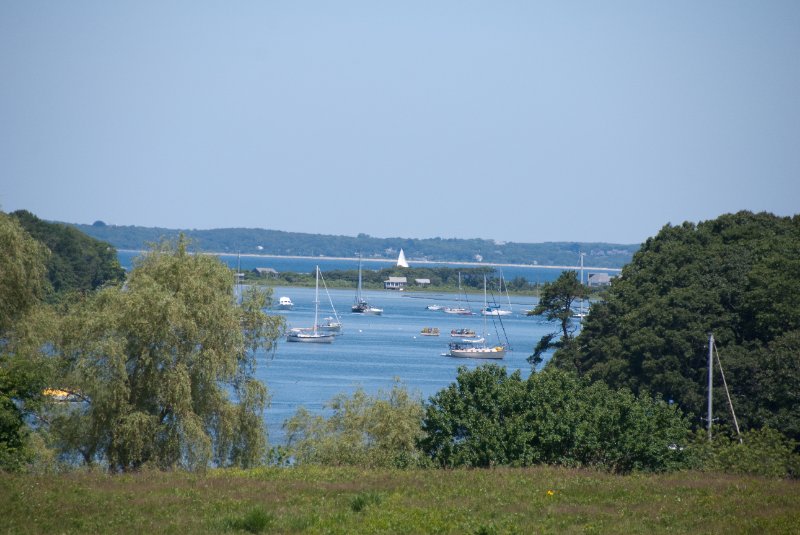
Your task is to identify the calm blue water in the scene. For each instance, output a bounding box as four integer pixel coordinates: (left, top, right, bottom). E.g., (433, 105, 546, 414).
(257, 286, 566, 445)
(117, 250, 576, 446)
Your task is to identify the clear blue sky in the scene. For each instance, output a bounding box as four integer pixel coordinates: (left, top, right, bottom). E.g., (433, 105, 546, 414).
(2, 1, 798, 245)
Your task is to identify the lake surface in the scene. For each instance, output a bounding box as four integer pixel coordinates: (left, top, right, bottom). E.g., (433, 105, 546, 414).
(257, 285, 568, 445)
(117, 250, 580, 446)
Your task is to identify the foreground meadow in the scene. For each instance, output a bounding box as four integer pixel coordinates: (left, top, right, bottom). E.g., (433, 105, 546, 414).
(1, 466, 797, 534)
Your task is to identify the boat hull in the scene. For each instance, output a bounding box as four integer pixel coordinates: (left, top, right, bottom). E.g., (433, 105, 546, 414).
(444, 307, 472, 315)
(287, 332, 335, 343)
(447, 346, 506, 359)
(482, 309, 512, 316)
(352, 305, 383, 315)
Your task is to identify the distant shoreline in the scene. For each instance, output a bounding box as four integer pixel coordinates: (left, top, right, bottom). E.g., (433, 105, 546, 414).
(119, 249, 622, 272)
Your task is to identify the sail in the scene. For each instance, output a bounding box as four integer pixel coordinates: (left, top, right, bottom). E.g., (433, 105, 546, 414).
(397, 248, 409, 268)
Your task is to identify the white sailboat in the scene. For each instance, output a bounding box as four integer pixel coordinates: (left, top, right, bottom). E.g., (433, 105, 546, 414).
(482, 270, 513, 316)
(443, 272, 473, 315)
(396, 248, 409, 268)
(316, 269, 343, 333)
(287, 266, 336, 343)
(447, 275, 507, 359)
(351, 255, 383, 315)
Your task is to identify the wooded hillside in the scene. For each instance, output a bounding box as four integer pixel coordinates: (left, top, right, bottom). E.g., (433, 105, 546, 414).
(69, 221, 637, 267)
(11, 210, 125, 294)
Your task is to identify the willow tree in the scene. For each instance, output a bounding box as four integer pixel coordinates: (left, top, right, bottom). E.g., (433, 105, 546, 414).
(49, 237, 284, 471)
(0, 212, 51, 470)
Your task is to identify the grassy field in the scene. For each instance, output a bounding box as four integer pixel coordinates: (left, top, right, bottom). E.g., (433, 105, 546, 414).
(1, 466, 798, 534)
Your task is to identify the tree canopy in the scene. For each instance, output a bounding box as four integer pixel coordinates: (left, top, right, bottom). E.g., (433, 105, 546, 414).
(11, 210, 125, 295)
(0, 212, 50, 335)
(419, 365, 690, 473)
(0, 213, 52, 470)
(551, 211, 800, 441)
(44, 237, 284, 471)
(284, 381, 426, 468)
(526, 270, 585, 366)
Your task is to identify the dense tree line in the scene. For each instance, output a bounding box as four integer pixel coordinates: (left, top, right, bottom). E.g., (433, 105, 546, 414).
(71, 221, 637, 267)
(279, 365, 798, 476)
(250, 265, 537, 293)
(11, 210, 125, 295)
(550, 211, 800, 442)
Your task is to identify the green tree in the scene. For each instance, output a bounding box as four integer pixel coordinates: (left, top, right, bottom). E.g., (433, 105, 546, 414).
(45, 236, 284, 471)
(284, 381, 426, 468)
(11, 210, 125, 295)
(419, 365, 689, 473)
(526, 270, 585, 366)
(0, 212, 51, 470)
(0, 212, 50, 333)
(550, 212, 800, 440)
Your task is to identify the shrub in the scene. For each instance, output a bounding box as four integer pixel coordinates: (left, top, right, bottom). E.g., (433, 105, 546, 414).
(689, 426, 800, 478)
(284, 381, 428, 468)
(225, 507, 274, 533)
(350, 491, 382, 513)
(420, 365, 691, 473)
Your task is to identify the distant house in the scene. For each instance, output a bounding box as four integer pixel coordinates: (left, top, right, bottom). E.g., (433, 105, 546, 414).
(253, 267, 278, 277)
(587, 273, 611, 287)
(415, 278, 431, 286)
(384, 276, 407, 290)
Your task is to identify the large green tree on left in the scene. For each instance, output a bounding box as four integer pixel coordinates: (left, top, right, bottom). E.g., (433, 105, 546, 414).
(0, 212, 51, 470)
(47, 236, 284, 471)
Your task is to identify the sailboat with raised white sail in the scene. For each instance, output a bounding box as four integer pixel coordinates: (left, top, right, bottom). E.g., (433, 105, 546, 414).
(352, 255, 383, 315)
(447, 275, 507, 359)
(287, 266, 336, 343)
(396, 248, 409, 268)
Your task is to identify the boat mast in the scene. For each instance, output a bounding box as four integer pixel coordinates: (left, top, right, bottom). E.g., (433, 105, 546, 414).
(580, 252, 585, 319)
(707, 332, 714, 440)
(357, 254, 363, 303)
(501, 268, 512, 313)
(482, 275, 486, 332)
(483, 275, 488, 341)
(313, 266, 320, 335)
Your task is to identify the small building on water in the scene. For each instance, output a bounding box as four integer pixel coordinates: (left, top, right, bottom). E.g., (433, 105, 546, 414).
(384, 276, 407, 290)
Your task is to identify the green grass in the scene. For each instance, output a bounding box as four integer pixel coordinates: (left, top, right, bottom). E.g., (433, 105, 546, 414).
(1, 466, 797, 534)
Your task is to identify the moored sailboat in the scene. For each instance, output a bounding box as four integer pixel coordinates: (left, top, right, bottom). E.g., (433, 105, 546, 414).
(443, 272, 473, 315)
(287, 266, 336, 343)
(446, 275, 508, 359)
(315, 269, 343, 333)
(352, 255, 383, 315)
(481, 270, 513, 316)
